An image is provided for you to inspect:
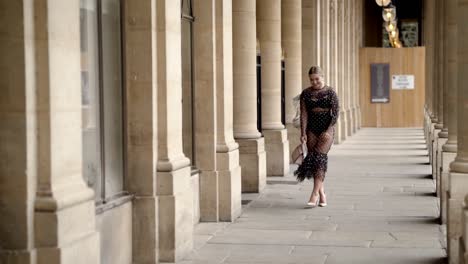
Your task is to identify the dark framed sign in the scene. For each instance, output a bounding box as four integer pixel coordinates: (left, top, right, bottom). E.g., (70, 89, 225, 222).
(370, 63, 390, 103)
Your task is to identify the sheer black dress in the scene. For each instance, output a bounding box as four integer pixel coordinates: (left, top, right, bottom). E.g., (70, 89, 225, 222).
(294, 86, 339, 182)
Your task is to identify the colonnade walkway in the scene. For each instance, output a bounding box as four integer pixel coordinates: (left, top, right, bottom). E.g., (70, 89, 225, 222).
(175, 128, 446, 264)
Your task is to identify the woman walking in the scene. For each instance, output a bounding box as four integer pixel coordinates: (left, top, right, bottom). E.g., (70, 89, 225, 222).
(295, 66, 339, 207)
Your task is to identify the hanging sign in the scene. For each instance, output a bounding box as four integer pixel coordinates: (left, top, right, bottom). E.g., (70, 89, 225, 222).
(392, 75, 415, 90)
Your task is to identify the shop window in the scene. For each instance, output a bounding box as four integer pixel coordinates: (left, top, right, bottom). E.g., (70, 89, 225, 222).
(80, 0, 126, 204)
(181, 0, 197, 170)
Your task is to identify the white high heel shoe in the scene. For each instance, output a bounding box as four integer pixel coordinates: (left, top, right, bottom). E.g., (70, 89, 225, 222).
(307, 199, 319, 207)
(307, 194, 320, 207)
(319, 193, 327, 207)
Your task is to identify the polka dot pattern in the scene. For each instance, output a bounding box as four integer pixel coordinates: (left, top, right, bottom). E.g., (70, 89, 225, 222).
(295, 86, 340, 182)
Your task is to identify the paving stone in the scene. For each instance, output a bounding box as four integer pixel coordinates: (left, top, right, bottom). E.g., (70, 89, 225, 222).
(231, 218, 337, 231)
(174, 128, 446, 263)
(209, 229, 312, 245)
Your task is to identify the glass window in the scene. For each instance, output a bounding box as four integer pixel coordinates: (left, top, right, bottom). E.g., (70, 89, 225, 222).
(80, 0, 125, 204)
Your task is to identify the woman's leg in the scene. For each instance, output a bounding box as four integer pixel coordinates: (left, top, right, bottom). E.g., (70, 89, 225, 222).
(314, 126, 335, 205)
(306, 131, 320, 204)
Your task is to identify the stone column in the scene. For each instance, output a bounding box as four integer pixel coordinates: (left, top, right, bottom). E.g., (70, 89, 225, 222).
(257, 0, 290, 176)
(0, 1, 38, 262)
(434, 1, 448, 198)
(281, 0, 303, 157)
(156, 0, 193, 261)
(337, 0, 348, 141)
(233, 0, 267, 192)
(436, 0, 445, 131)
(320, 0, 330, 83)
(355, 0, 363, 130)
(448, 0, 468, 262)
(302, 0, 320, 87)
(215, 0, 242, 221)
(193, 0, 220, 222)
(441, 0, 458, 226)
(123, 1, 159, 263)
(425, 0, 436, 161)
(424, 1, 432, 139)
(344, 0, 353, 136)
(31, 0, 100, 263)
(351, 0, 358, 134)
(329, 0, 343, 143)
(429, 0, 441, 173)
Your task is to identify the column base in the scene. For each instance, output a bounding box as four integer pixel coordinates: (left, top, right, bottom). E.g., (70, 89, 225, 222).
(217, 147, 242, 221)
(199, 170, 219, 222)
(447, 172, 468, 264)
(286, 123, 301, 160)
(132, 196, 159, 264)
(442, 151, 458, 224)
(34, 180, 100, 264)
(35, 198, 100, 264)
(436, 137, 448, 197)
(263, 129, 290, 176)
(37, 232, 99, 264)
(346, 109, 353, 136)
(431, 126, 441, 178)
(158, 165, 193, 262)
(237, 137, 267, 193)
(424, 111, 430, 147)
(461, 201, 468, 264)
(334, 119, 343, 144)
(339, 111, 348, 141)
(428, 121, 437, 163)
(352, 107, 358, 133)
(356, 106, 362, 129)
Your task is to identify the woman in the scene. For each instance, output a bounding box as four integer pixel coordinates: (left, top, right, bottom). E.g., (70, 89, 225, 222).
(295, 66, 339, 207)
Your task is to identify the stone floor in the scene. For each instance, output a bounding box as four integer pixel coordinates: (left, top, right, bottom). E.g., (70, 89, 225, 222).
(172, 128, 447, 264)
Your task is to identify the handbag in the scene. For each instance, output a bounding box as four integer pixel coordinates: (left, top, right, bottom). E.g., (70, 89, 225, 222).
(291, 142, 308, 165)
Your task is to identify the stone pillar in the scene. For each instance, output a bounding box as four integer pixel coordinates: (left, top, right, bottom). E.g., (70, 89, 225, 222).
(320, 0, 330, 83)
(281, 0, 302, 157)
(436, 0, 445, 132)
(329, 0, 343, 143)
(233, 0, 267, 192)
(215, 0, 242, 221)
(302, 0, 320, 88)
(448, 0, 468, 262)
(441, 0, 458, 226)
(355, 0, 363, 130)
(424, 1, 433, 141)
(156, 0, 193, 261)
(31, 0, 100, 263)
(193, 0, 220, 222)
(123, 1, 159, 263)
(0, 1, 37, 262)
(425, 0, 437, 162)
(337, 0, 348, 141)
(344, 0, 353, 136)
(434, 1, 447, 199)
(351, 0, 358, 134)
(431, 0, 440, 130)
(429, 0, 441, 175)
(257, 0, 290, 176)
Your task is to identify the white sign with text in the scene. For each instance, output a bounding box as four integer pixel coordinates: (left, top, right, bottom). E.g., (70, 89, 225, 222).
(392, 75, 414, 90)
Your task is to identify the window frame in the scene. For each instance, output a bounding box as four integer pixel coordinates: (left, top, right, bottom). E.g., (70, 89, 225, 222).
(181, 0, 199, 175)
(81, 0, 129, 208)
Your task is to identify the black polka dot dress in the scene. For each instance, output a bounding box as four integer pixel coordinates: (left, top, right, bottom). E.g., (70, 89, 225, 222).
(294, 86, 339, 182)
